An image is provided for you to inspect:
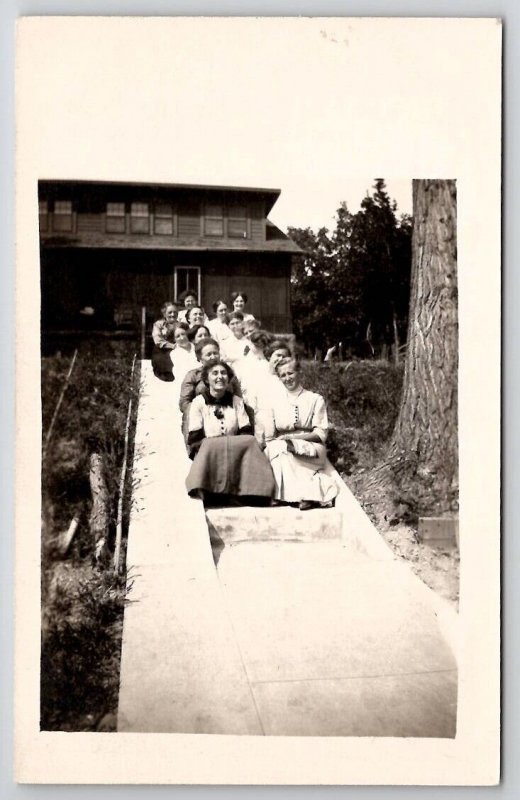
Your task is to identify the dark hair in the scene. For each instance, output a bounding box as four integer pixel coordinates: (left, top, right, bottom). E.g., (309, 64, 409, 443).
(266, 339, 291, 359)
(249, 330, 271, 351)
(174, 321, 189, 333)
(276, 357, 300, 376)
(179, 289, 198, 303)
(230, 291, 248, 304)
(201, 359, 235, 386)
(212, 299, 228, 313)
(161, 300, 176, 315)
(187, 324, 210, 343)
(194, 336, 219, 359)
(186, 306, 205, 324)
(228, 311, 244, 322)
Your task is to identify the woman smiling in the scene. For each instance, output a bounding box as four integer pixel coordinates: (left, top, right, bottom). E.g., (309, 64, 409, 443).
(185, 360, 275, 505)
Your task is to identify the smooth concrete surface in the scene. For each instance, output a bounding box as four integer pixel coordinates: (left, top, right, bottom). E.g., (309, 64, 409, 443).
(118, 362, 458, 737)
(251, 671, 457, 738)
(118, 363, 262, 733)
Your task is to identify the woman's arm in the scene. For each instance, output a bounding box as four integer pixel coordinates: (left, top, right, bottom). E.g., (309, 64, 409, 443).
(152, 320, 175, 349)
(186, 397, 206, 458)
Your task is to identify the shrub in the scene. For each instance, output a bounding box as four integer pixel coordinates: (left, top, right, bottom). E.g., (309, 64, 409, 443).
(300, 360, 404, 473)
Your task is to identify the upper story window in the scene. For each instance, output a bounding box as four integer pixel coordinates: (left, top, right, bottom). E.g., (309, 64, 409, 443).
(154, 203, 174, 235)
(130, 202, 150, 234)
(204, 203, 224, 237)
(227, 204, 248, 238)
(106, 202, 126, 233)
(39, 200, 48, 232)
(52, 200, 73, 232)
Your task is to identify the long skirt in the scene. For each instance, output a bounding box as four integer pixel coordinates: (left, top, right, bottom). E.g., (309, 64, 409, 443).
(264, 439, 338, 504)
(151, 345, 174, 382)
(186, 435, 275, 499)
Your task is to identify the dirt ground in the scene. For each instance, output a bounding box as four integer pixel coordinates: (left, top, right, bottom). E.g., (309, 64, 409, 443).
(347, 475, 460, 611)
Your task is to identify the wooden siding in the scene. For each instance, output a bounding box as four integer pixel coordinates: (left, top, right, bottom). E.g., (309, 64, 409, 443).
(250, 200, 265, 241)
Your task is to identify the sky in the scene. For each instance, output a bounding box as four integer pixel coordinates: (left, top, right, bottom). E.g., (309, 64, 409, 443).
(20, 18, 422, 233)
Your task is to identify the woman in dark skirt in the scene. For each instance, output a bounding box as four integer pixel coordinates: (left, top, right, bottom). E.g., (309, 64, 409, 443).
(151, 301, 177, 382)
(185, 360, 275, 505)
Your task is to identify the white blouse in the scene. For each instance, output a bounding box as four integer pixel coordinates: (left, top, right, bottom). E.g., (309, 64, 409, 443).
(263, 387, 329, 443)
(188, 394, 251, 439)
(170, 344, 198, 380)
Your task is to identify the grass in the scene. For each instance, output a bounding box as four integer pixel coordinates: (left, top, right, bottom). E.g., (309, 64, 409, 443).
(41, 340, 139, 731)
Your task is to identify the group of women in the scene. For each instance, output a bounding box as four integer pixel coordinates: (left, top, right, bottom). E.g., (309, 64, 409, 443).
(151, 290, 339, 511)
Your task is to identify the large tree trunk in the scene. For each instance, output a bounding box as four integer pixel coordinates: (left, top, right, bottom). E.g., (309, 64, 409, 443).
(389, 179, 458, 510)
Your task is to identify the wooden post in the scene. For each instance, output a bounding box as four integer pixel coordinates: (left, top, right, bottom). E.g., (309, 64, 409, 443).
(113, 354, 137, 574)
(141, 306, 146, 361)
(89, 453, 110, 564)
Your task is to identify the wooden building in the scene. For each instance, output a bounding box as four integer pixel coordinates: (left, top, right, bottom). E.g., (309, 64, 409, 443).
(39, 179, 301, 336)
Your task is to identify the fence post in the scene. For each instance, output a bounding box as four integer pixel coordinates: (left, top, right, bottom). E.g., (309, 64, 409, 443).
(140, 306, 146, 360)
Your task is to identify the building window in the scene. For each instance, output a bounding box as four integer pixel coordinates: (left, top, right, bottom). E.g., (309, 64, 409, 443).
(204, 204, 224, 236)
(154, 203, 174, 235)
(130, 202, 150, 234)
(52, 200, 73, 232)
(174, 267, 201, 303)
(227, 204, 248, 238)
(39, 200, 48, 232)
(106, 202, 126, 233)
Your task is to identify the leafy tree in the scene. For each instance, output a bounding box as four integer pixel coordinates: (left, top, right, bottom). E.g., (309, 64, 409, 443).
(289, 180, 412, 358)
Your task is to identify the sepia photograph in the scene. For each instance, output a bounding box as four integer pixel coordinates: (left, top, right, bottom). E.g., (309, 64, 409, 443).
(15, 16, 500, 784)
(38, 175, 458, 738)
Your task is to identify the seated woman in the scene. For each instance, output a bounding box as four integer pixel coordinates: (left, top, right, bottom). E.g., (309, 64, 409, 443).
(179, 337, 242, 414)
(230, 291, 255, 323)
(234, 329, 271, 407)
(207, 299, 232, 347)
(220, 311, 250, 365)
(185, 360, 275, 505)
(177, 290, 209, 325)
(169, 322, 198, 381)
(263, 358, 339, 511)
(151, 301, 177, 382)
(187, 323, 211, 347)
(185, 305, 209, 328)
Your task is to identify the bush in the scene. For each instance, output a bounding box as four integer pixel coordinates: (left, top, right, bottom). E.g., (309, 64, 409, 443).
(300, 360, 404, 473)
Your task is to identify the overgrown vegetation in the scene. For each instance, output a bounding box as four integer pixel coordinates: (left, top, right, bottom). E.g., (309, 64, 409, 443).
(41, 340, 139, 731)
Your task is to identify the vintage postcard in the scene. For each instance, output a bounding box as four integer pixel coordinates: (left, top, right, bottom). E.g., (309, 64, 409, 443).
(15, 16, 501, 784)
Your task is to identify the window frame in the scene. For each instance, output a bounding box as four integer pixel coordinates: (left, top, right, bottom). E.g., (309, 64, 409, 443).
(130, 202, 150, 234)
(153, 202, 175, 236)
(52, 200, 73, 233)
(227, 203, 249, 239)
(106, 202, 126, 233)
(204, 203, 224, 237)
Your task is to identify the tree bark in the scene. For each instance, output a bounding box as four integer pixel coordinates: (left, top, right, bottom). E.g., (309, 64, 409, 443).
(389, 179, 458, 509)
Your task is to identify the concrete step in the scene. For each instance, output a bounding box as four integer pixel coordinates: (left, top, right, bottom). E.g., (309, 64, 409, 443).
(205, 505, 343, 545)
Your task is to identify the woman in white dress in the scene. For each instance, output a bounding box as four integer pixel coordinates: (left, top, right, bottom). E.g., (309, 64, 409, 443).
(207, 300, 232, 348)
(220, 311, 249, 365)
(263, 358, 338, 510)
(169, 322, 198, 381)
(230, 291, 255, 323)
(234, 330, 271, 409)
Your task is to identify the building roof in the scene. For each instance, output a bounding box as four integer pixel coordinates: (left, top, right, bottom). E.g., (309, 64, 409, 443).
(41, 231, 302, 254)
(39, 178, 283, 215)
